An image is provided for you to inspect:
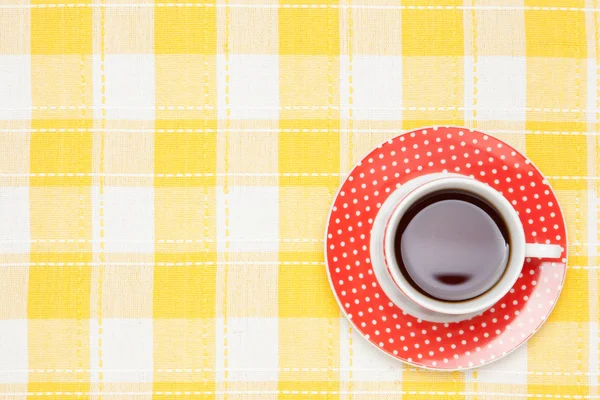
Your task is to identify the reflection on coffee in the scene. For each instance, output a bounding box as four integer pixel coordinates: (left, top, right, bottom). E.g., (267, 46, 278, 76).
(393, 191, 510, 302)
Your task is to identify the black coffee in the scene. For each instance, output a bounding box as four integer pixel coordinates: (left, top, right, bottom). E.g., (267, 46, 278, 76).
(393, 191, 510, 302)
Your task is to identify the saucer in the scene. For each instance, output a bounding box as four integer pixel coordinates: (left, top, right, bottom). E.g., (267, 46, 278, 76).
(325, 126, 567, 370)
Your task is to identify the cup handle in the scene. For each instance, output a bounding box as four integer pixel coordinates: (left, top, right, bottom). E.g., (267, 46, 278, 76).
(525, 243, 563, 259)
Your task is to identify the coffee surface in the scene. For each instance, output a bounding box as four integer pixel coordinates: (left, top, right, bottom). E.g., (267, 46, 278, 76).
(394, 191, 510, 301)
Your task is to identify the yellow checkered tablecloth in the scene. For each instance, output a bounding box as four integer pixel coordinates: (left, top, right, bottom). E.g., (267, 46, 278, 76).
(0, 0, 598, 398)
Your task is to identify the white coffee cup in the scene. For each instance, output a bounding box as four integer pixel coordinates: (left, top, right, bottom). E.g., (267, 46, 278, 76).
(381, 175, 563, 316)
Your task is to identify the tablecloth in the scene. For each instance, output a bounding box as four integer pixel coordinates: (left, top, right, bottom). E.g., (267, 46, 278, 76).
(0, 0, 597, 398)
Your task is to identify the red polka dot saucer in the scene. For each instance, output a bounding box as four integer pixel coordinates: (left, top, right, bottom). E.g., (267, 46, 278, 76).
(325, 126, 567, 370)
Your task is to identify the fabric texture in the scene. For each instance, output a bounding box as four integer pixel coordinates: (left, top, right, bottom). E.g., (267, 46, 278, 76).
(0, 0, 598, 398)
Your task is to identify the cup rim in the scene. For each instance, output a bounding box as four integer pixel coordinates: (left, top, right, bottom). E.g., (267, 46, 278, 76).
(383, 176, 526, 315)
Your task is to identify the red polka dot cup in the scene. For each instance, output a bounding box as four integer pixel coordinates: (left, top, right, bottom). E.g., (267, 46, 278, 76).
(381, 174, 563, 316)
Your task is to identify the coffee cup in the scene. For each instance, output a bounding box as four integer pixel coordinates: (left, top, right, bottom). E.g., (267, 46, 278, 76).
(380, 175, 563, 316)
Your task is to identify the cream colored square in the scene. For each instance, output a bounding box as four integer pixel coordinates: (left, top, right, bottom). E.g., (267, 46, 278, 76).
(154, 319, 216, 382)
(338, 381, 405, 397)
(154, 120, 217, 187)
(464, 1, 526, 57)
(527, 322, 589, 386)
(0, 9, 30, 55)
(279, 186, 334, 253)
(0, 266, 28, 319)
(470, 382, 527, 399)
(553, 189, 588, 266)
(31, 55, 93, 120)
(0, 124, 29, 173)
(155, 55, 217, 120)
(344, 121, 400, 168)
(279, 56, 340, 120)
(225, 121, 278, 187)
(471, 121, 527, 153)
(28, 382, 90, 399)
(0, 124, 29, 187)
(278, 381, 341, 400)
(226, 6, 278, 54)
(104, 3, 154, 54)
(0, 384, 27, 397)
(28, 319, 90, 382)
(220, 382, 277, 400)
(153, 382, 215, 399)
(154, 187, 216, 253)
(402, 369, 466, 400)
(91, 383, 152, 400)
(97, 120, 154, 187)
(351, 8, 402, 55)
(224, 253, 278, 318)
(29, 0, 91, 3)
(402, 56, 465, 122)
(526, 58, 587, 122)
(99, 258, 154, 319)
(279, 318, 340, 382)
(29, 186, 92, 239)
(29, 187, 92, 253)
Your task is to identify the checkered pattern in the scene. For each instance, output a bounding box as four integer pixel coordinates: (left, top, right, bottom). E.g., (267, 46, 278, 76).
(0, 0, 598, 398)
